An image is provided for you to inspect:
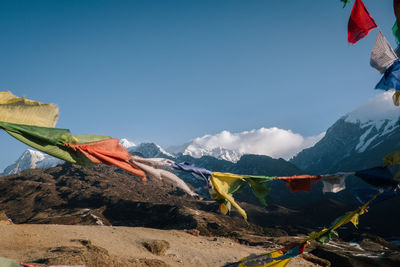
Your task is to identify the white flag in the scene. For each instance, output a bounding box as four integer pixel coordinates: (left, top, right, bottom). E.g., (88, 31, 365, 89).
(370, 31, 398, 74)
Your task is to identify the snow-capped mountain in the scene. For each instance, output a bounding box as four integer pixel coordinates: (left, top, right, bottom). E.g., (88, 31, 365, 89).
(177, 145, 243, 163)
(291, 91, 400, 173)
(167, 129, 324, 163)
(2, 149, 61, 176)
(127, 142, 175, 159)
(119, 138, 136, 149)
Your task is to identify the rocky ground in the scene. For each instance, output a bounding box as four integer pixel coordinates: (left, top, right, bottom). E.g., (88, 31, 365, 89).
(0, 163, 399, 266)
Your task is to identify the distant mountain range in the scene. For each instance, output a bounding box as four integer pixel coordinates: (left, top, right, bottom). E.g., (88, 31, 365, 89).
(2, 92, 400, 179)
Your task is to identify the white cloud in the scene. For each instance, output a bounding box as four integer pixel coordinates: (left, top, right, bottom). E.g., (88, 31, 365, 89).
(184, 128, 325, 160)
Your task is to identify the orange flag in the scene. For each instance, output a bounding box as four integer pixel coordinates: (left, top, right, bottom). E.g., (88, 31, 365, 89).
(66, 138, 146, 181)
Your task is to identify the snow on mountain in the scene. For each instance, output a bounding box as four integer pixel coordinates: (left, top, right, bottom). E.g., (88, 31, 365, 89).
(345, 91, 400, 126)
(183, 145, 243, 162)
(291, 91, 400, 173)
(128, 142, 175, 159)
(344, 91, 400, 153)
(168, 128, 325, 162)
(119, 138, 136, 149)
(2, 149, 61, 176)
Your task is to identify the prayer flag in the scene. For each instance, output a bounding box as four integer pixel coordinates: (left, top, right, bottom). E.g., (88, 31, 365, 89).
(210, 172, 275, 220)
(172, 162, 212, 187)
(128, 156, 197, 196)
(0, 91, 58, 127)
(370, 31, 398, 73)
(66, 139, 147, 180)
(355, 166, 399, 189)
(226, 250, 292, 267)
(320, 172, 354, 193)
(0, 122, 89, 164)
(278, 175, 321, 193)
(210, 172, 248, 221)
(375, 60, 400, 91)
(348, 0, 377, 44)
(307, 191, 380, 244)
(393, 91, 400, 106)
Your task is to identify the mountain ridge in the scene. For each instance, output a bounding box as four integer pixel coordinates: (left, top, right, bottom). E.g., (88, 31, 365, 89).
(291, 91, 400, 173)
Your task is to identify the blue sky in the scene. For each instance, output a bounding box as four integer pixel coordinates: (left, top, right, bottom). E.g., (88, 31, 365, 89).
(0, 0, 396, 170)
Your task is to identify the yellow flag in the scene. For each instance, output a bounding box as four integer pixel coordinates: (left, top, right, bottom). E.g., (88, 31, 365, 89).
(0, 91, 58, 127)
(236, 250, 292, 267)
(210, 172, 248, 221)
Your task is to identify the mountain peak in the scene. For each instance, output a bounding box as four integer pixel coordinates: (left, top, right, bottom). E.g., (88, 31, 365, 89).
(119, 138, 136, 149)
(128, 142, 175, 159)
(291, 91, 400, 173)
(344, 91, 400, 129)
(2, 149, 61, 176)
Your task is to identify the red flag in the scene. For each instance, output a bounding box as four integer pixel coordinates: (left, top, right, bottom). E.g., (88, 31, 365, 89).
(66, 138, 147, 181)
(277, 175, 321, 193)
(348, 0, 377, 43)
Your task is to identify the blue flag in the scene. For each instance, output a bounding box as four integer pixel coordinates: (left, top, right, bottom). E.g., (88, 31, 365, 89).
(375, 60, 400, 91)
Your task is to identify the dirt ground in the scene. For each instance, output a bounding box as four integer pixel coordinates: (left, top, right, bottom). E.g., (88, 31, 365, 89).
(0, 224, 317, 267)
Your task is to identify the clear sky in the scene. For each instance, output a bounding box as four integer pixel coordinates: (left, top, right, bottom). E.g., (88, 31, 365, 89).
(0, 0, 396, 170)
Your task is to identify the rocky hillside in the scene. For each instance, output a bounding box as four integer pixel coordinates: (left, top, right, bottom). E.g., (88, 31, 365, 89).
(0, 163, 399, 266)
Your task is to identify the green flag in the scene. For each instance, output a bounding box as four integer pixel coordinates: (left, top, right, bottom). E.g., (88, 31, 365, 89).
(0, 121, 91, 165)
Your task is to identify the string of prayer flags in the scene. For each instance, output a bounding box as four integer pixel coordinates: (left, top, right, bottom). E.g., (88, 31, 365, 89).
(225, 243, 305, 267)
(225, 249, 293, 267)
(307, 191, 381, 244)
(230, 191, 383, 267)
(0, 91, 59, 128)
(0, 121, 148, 180)
(348, 0, 377, 44)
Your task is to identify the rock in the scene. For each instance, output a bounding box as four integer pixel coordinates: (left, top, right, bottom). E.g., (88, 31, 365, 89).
(0, 211, 12, 225)
(31, 239, 131, 267)
(142, 240, 170, 256)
